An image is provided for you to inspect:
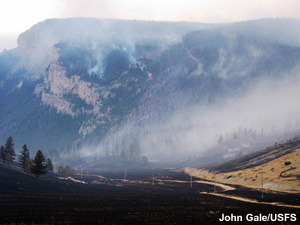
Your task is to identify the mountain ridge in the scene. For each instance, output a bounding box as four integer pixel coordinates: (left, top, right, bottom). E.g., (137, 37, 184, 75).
(1, 17, 300, 167)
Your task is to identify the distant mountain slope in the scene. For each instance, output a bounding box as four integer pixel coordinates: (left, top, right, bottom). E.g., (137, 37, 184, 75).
(0, 18, 208, 152)
(1, 18, 300, 166)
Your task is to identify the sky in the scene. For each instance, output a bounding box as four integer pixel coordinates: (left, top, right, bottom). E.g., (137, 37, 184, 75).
(0, 0, 300, 52)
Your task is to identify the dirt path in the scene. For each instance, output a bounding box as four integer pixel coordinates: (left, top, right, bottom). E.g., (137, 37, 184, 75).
(199, 191, 300, 209)
(58, 176, 87, 184)
(155, 179, 235, 191)
(194, 180, 235, 191)
(84, 171, 300, 209)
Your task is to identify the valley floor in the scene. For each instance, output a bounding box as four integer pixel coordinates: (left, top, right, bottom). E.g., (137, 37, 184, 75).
(0, 167, 299, 224)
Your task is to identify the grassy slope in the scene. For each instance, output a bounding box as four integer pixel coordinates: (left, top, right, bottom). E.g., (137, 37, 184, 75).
(186, 141, 300, 193)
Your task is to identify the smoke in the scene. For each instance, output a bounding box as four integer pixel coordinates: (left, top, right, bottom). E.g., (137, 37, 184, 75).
(16, 18, 300, 167)
(0, 34, 18, 52)
(76, 67, 300, 165)
(14, 18, 207, 80)
(137, 69, 300, 161)
(66, 19, 300, 166)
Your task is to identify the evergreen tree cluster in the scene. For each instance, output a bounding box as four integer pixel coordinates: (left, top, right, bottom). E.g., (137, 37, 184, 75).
(0, 136, 16, 163)
(57, 165, 75, 176)
(30, 150, 48, 177)
(0, 136, 54, 177)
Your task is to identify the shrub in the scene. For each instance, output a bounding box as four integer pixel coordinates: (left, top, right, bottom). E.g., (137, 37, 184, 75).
(57, 165, 75, 175)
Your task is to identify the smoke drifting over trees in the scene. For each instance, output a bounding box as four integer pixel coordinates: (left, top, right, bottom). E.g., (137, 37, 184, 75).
(1, 18, 300, 167)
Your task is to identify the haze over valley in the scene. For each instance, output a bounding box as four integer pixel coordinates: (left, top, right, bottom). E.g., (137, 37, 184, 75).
(1, 18, 300, 168)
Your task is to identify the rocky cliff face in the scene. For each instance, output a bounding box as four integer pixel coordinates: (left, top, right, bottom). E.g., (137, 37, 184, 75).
(16, 21, 58, 79)
(34, 47, 100, 118)
(5, 18, 205, 141)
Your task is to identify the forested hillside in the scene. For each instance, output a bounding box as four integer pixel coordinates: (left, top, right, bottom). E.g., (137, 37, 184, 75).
(1, 18, 300, 167)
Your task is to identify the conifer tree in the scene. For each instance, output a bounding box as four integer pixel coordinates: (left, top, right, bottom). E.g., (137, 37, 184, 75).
(5, 136, 16, 162)
(0, 145, 5, 162)
(47, 158, 54, 172)
(128, 139, 141, 162)
(30, 150, 48, 177)
(5, 153, 12, 163)
(18, 144, 30, 172)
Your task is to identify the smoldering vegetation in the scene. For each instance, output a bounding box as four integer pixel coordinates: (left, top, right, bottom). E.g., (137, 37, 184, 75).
(74, 19, 300, 167)
(0, 18, 209, 156)
(82, 69, 300, 167)
(2, 18, 300, 169)
(15, 17, 210, 78)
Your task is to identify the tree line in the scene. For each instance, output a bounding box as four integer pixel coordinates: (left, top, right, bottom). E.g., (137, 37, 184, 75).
(0, 136, 53, 177)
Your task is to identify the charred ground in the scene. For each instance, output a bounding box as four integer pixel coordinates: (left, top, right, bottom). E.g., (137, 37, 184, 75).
(0, 165, 299, 224)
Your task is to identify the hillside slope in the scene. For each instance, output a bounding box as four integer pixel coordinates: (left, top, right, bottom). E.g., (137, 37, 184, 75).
(185, 138, 300, 193)
(1, 18, 300, 166)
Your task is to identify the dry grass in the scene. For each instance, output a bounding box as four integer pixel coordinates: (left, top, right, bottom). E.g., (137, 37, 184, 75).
(186, 150, 300, 193)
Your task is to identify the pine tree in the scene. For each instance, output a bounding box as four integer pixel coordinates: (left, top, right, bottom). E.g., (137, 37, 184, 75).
(18, 144, 30, 172)
(5, 136, 16, 162)
(47, 158, 54, 172)
(30, 150, 48, 177)
(128, 139, 141, 162)
(5, 153, 12, 163)
(0, 145, 5, 162)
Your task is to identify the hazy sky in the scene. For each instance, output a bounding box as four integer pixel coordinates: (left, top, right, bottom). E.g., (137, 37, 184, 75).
(1, 0, 300, 51)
